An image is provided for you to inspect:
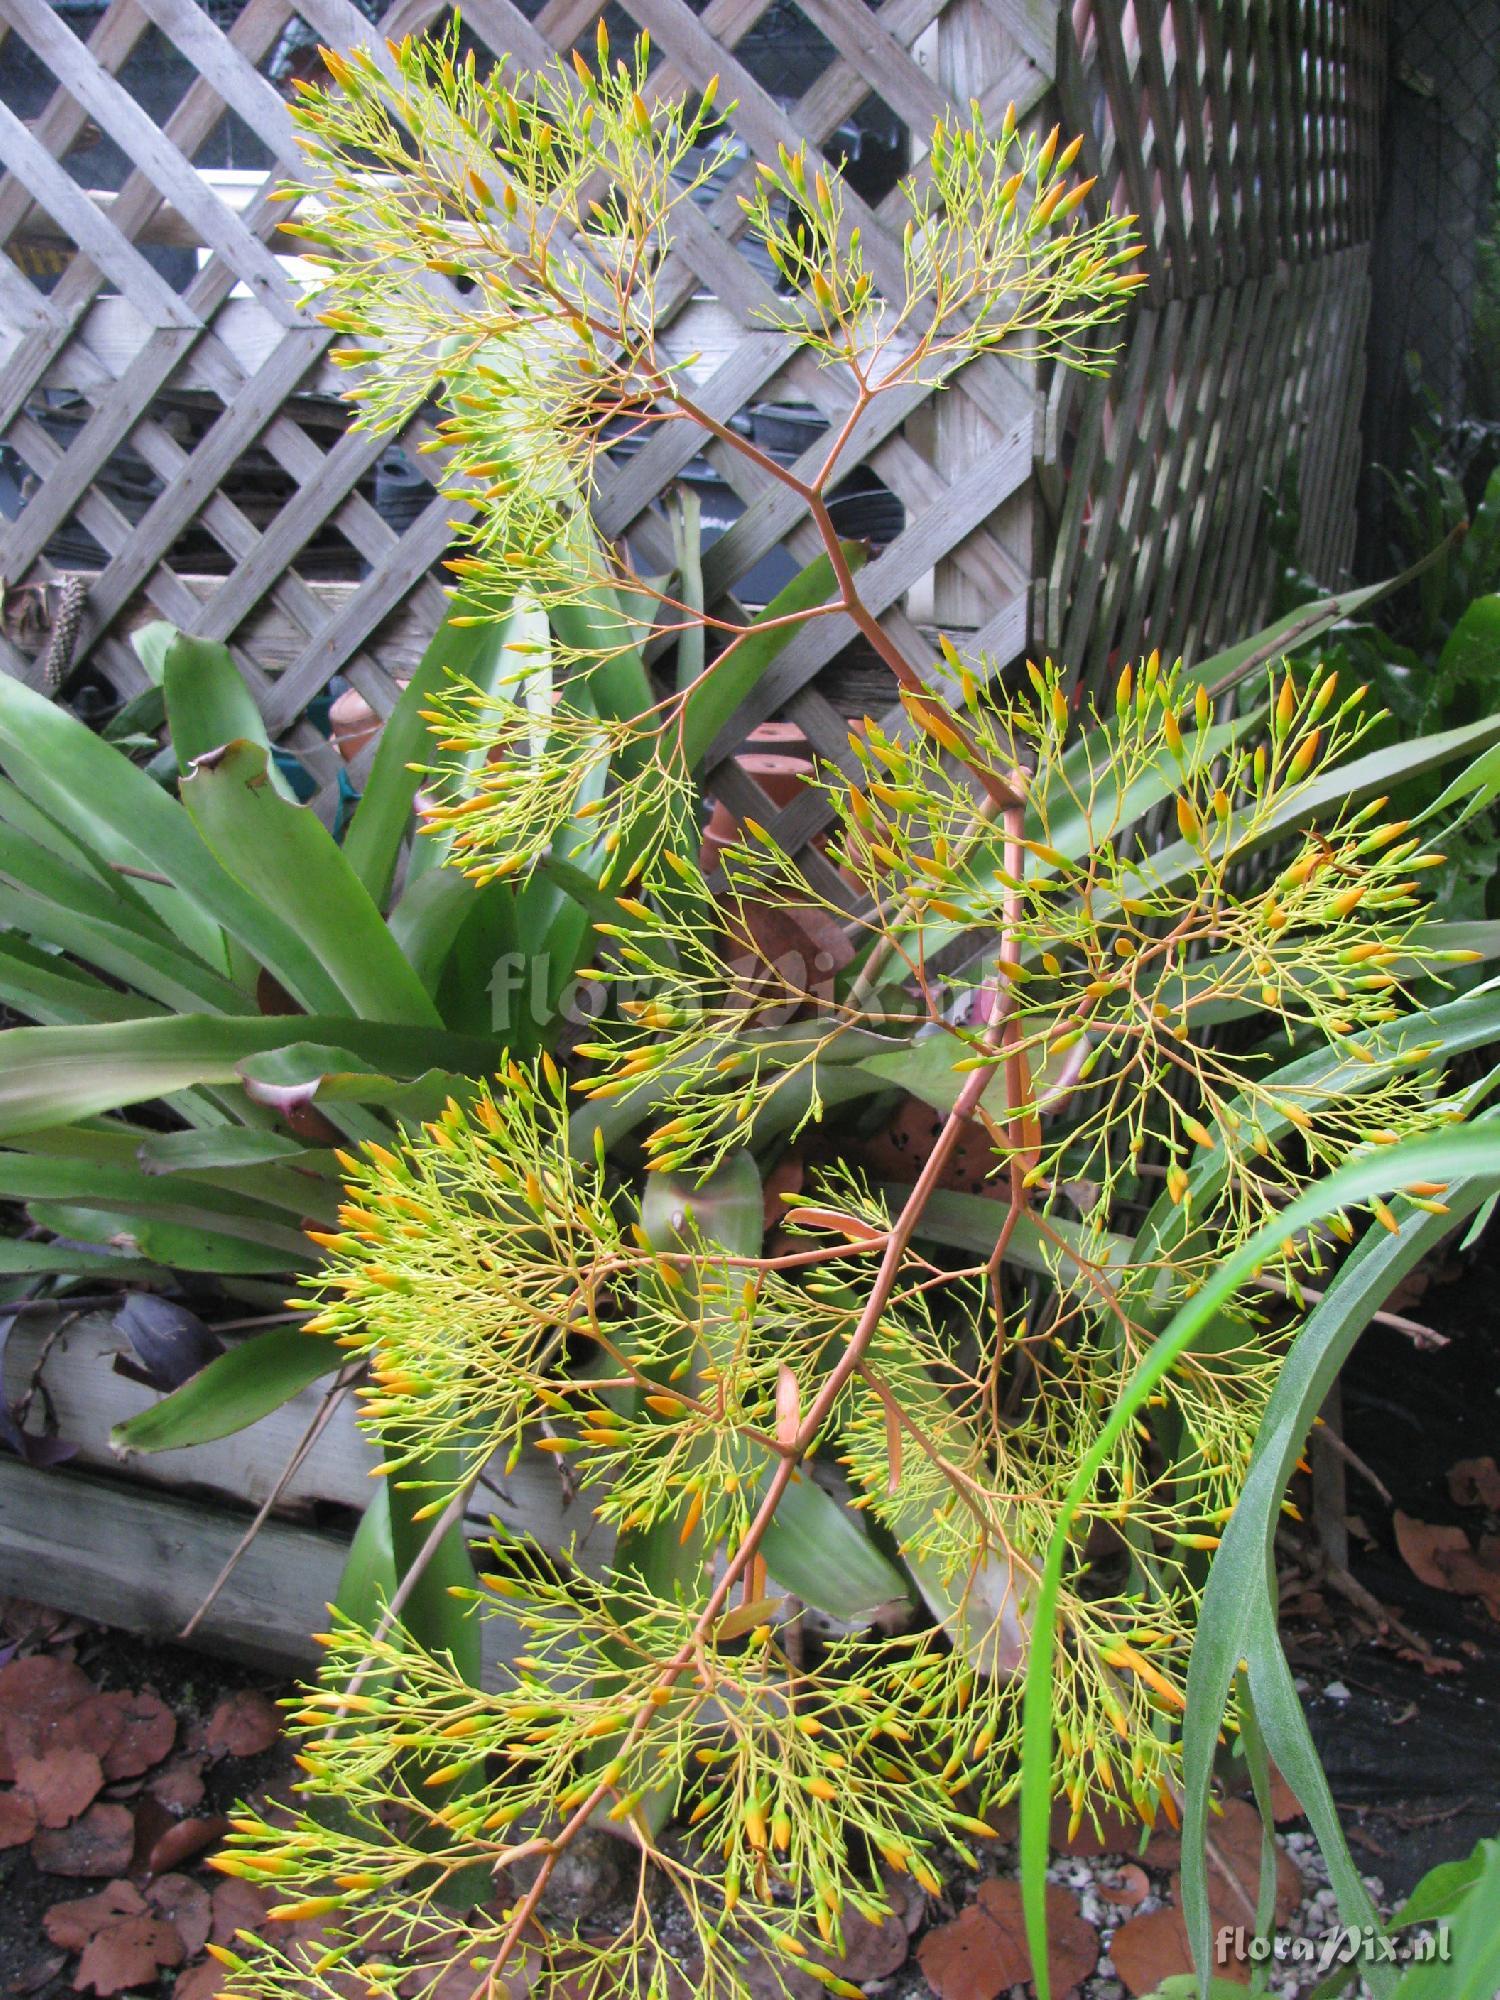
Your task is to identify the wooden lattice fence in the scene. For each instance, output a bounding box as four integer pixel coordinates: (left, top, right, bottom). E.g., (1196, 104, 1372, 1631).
(0, 0, 1393, 1660)
(0, 0, 1386, 879)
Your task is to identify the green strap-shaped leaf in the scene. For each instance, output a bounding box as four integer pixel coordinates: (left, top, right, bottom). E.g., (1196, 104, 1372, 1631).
(112, 1326, 339, 1452)
(344, 597, 521, 905)
(0, 672, 341, 1011)
(181, 741, 443, 1027)
(0, 1013, 498, 1139)
(160, 629, 297, 800)
(0, 935, 165, 1027)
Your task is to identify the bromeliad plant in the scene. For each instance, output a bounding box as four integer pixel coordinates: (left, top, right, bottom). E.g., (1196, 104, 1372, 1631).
(207, 28, 1500, 2000)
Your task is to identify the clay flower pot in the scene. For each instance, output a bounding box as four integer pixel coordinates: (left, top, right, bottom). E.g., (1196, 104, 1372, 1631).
(328, 679, 409, 763)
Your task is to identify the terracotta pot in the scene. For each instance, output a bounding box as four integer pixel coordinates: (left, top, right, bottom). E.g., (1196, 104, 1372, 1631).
(698, 751, 817, 873)
(328, 678, 409, 763)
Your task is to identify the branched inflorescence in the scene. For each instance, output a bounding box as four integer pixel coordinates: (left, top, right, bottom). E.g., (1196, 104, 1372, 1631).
(215, 28, 1482, 2000)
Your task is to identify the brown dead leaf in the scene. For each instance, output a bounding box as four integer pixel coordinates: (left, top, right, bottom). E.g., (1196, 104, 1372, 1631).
(0, 1789, 39, 1848)
(1395, 1646, 1464, 1677)
(146, 1756, 205, 1814)
(1050, 1800, 1144, 1859)
(1110, 1904, 1249, 1995)
(1448, 1457, 1500, 1511)
(43, 1882, 146, 1951)
(1394, 1511, 1500, 1619)
(918, 1880, 1096, 2000)
(102, 1694, 175, 1781)
(14, 1747, 105, 1827)
(209, 1878, 273, 1941)
(6, 1950, 67, 1995)
(52, 1697, 127, 1766)
(72, 1913, 185, 1996)
(0, 1653, 95, 1724)
(814, 1901, 910, 1985)
(146, 1874, 212, 1958)
(1267, 1766, 1305, 1825)
(1178, 1799, 1302, 1933)
(169, 1966, 226, 2000)
(31, 1802, 136, 1878)
(204, 1691, 281, 1760)
(1097, 1862, 1151, 1911)
(147, 1813, 228, 1876)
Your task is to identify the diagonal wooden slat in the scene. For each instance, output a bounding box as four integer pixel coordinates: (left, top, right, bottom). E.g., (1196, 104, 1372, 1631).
(0, 0, 1384, 898)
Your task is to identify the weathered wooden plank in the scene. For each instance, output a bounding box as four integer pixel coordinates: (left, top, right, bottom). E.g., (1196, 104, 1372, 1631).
(0, 1455, 352, 1669)
(3, 1312, 592, 1559)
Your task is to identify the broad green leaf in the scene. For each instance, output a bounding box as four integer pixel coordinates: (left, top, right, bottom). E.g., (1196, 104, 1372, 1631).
(671, 488, 705, 695)
(1435, 592, 1500, 689)
(138, 1129, 326, 1174)
(0, 1154, 313, 1251)
(335, 1487, 397, 1624)
(1019, 1128, 1500, 2000)
(131, 621, 175, 685)
(1391, 1840, 1497, 1928)
(25, 1201, 311, 1274)
(181, 741, 441, 1027)
(236, 1044, 476, 1124)
(0, 1240, 157, 1277)
(0, 672, 344, 1010)
(1131, 981, 1500, 1280)
(1389, 1840, 1500, 1999)
(0, 881, 245, 1016)
(1421, 736, 1500, 833)
(385, 868, 481, 995)
(905, 1184, 1131, 1282)
(0, 935, 164, 1026)
(348, 598, 522, 902)
(0, 1013, 497, 1139)
(760, 1474, 911, 1621)
(113, 1326, 339, 1452)
(160, 629, 296, 799)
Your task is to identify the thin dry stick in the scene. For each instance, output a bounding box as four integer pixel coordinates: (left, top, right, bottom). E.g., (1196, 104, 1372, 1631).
(180, 1365, 361, 1640)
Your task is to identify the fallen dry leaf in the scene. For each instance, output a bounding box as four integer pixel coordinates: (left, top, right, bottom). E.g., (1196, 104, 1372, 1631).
(1448, 1456, 1500, 1512)
(43, 1882, 146, 1952)
(1097, 1862, 1151, 1911)
(54, 1692, 175, 1780)
(31, 1802, 136, 1878)
(1192, 1799, 1302, 1930)
(204, 1690, 281, 1761)
(6, 1950, 67, 1995)
(918, 1880, 1096, 2000)
(146, 1756, 205, 1814)
(1267, 1766, 1304, 1825)
(814, 1901, 910, 1985)
(147, 1813, 229, 1876)
(102, 1693, 175, 1781)
(0, 1653, 95, 1724)
(210, 1878, 274, 1941)
(147, 1874, 212, 1958)
(14, 1746, 105, 1827)
(1110, 1904, 1250, 1995)
(1394, 1511, 1500, 1619)
(72, 1913, 185, 1996)
(0, 1788, 39, 1849)
(170, 1966, 227, 2000)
